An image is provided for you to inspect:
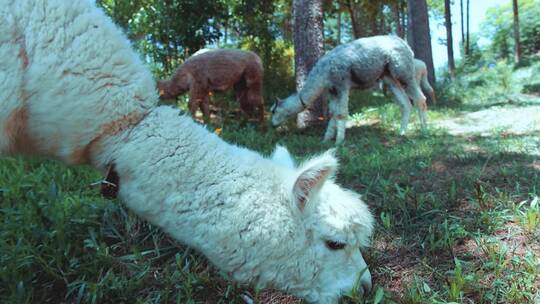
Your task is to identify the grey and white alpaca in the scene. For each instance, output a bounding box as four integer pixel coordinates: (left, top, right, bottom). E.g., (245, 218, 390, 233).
(271, 35, 428, 144)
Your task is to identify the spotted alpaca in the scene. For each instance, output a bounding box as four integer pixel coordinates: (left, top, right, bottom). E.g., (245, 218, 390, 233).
(271, 35, 428, 144)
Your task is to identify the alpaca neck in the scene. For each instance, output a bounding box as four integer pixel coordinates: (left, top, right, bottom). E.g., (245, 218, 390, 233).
(296, 68, 328, 111)
(159, 68, 189, 98)
(92, 106, 314, 289)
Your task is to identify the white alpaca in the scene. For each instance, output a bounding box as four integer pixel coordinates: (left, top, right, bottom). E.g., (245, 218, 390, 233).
(0, 1, 375, 303)
(271, 35, 428, 144)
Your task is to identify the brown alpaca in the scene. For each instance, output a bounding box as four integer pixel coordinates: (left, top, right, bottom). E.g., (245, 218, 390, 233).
(157, 49, 265, 122)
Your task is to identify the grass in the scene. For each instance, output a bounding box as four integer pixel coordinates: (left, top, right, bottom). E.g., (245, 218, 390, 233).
(1, 61, 540, 303)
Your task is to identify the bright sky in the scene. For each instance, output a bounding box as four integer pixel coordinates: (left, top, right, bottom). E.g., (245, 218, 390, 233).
(430, 0, 509, 70)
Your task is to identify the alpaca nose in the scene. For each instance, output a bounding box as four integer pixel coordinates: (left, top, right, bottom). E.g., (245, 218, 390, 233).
(359, 269, 372, 295)
(361, 277, 372, 295)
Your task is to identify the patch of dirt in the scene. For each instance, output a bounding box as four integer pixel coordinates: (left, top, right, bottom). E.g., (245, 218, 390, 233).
(346, 118, 381, 128)
(493, 221, 540, 258)
(436, 105, 540, 136)
(254, 290, 302, 304)
(371, 238, 422, 297)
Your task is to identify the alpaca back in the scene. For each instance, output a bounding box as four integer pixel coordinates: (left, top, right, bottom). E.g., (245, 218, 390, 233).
(183, 49, 262, 90)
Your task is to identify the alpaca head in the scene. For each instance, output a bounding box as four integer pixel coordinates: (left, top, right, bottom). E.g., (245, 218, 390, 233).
(270, 146, 374, 303)
(157, 72, 191, 100)
(271, 95, 301, 126)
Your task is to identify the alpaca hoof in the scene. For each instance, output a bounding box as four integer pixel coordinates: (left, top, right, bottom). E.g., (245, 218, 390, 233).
(335, 136, 345, 145)
(323, 135, 334, 142)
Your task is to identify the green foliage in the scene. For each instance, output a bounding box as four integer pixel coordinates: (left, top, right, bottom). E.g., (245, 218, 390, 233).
(426, 0, 447, 22)
(481, 0, 540, 61)
(228, 0, 295, 102)
(520, 4, 540, 57)
(98, 0, 294, 103)
(437, 58, 540, 109)
(457, 33, 485, 69)
(97, 0, 226, 74)
(341, 0, 406, 39)
(522, 83, 540, 94)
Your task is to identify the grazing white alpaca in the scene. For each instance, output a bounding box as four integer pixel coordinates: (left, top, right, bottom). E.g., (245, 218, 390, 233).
(0, 1, 374, 303)
(414, 58, 436, 104)
(271, 35, 428, 144)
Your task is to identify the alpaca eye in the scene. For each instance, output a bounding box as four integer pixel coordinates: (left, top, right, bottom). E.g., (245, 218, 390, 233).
(325, 240, 346, 250)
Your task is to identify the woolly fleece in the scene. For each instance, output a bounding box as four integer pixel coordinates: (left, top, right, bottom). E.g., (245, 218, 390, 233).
(157, 48, 265, 122)
(0, 1, 374, 303)
(272, 35, 428, 143)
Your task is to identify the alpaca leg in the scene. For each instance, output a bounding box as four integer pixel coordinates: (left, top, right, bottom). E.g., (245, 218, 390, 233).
(189, 86, 207, 122)
(323, 98, 338, 141)
(248, 87, 265, 123)
(252, 95, 265, 123)
(335, 118, 347, 144)
(403, 80, 428, 130)
(188, 99, 199, 120)
(406, 82, 427, 130)
(323, 117, 337, 142)
(384, 77, 412, 135)
(323, 92, 348, 143)
(334, 92, 350, 144)
(421, 76, 436, 105)
(200, 95, 210, 123)
(256, 100, 265, 123)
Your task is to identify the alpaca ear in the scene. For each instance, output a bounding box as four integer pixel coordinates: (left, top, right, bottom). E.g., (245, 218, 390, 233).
(271, 145, 295, 168)
(156, 81, 166, 97)
(271, 97, 281, 114)
(292, 149, 338, 212)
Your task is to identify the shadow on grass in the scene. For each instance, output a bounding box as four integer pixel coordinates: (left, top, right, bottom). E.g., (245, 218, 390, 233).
(434, 91, 540, 114)
(324, 126, 539, 302)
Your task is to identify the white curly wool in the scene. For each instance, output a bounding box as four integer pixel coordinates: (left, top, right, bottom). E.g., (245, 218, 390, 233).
(272, 35, 428, 144)
(0, 1, 374, 303)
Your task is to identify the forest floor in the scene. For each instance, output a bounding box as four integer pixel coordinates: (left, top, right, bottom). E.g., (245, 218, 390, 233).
(436, 99, 540, 136)
(1, 63, 540, 304)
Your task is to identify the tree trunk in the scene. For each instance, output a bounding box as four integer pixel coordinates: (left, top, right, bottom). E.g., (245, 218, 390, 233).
(465, 0, 470, 56)
(224, 18, 228, 46)
(401, 1, 407, 38)
(395, 1, 403, 38)
(407, 0, 436, 85)
(346, 0, 361, 38)
(337, 8, 341, 44)
(293, 0, 326, 128)
(380, 4, 385, 34)
(444, 0, 455, 76)
(513, 0, 521, 64)
(460, 0, 465, 50)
